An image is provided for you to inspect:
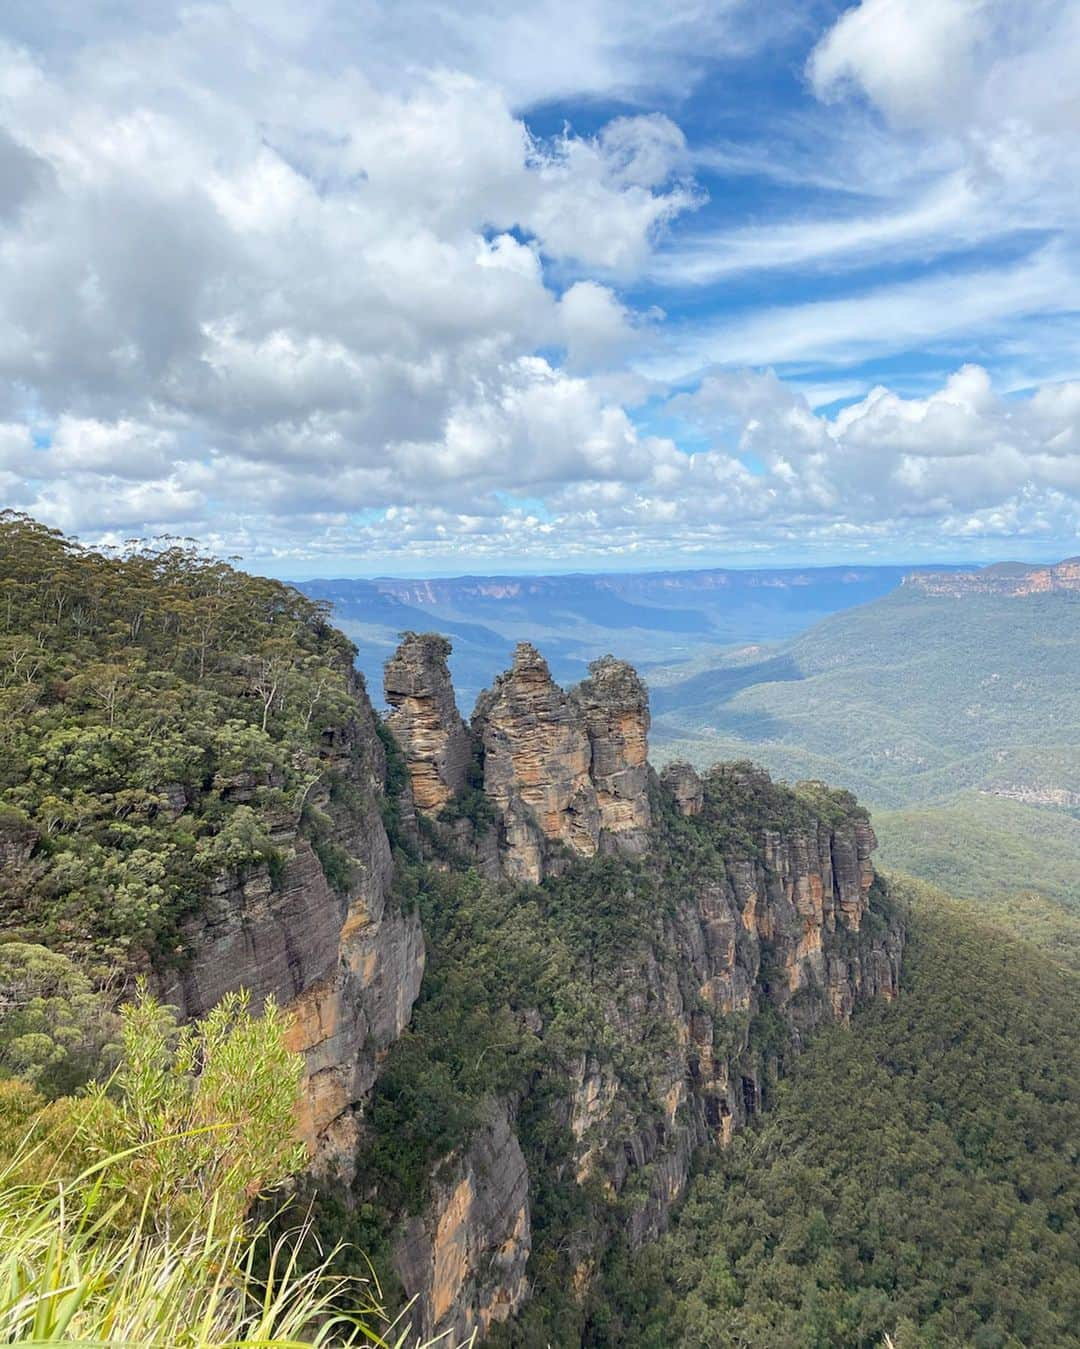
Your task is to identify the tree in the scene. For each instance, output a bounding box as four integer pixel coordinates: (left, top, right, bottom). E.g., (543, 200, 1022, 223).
(0, 942, 119, 1096)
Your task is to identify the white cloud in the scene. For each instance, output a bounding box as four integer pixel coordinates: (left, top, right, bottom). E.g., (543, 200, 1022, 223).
(2, 0, 1079, 569)
(655, 246, 1080, 374)
(673, 363, 1080, 523)
(808, 0, 993, 127)
(643, 0, 1080, 376)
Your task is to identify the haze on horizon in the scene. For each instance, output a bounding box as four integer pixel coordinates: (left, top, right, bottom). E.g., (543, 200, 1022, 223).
(2, 0, 1080, 576)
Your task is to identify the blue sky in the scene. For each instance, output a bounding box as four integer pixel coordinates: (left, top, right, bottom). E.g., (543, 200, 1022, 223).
(1, 0, 1079, 575)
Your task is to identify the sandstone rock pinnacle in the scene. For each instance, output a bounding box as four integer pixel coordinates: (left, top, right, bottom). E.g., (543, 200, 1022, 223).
(660, 761, 704, 817)
(572, 656, 651, 852)
(385, 632, 473, 812)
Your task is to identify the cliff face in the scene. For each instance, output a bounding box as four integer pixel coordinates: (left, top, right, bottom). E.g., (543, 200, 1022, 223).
(163, 674, 424, 1172)
(905, 557, 1080, 597)
(144, 627, 902, 1342)
(394, 1103, 531, 1344)
(139, 626, 905, 1342)
(373, 637, 904, 1342)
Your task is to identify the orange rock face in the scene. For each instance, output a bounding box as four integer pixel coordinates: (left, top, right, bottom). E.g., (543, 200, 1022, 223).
(471, 644, 652, 881)
(384, 632, 473, 812)
(472, 643, 600, 882)
(905, 557, 1080, 597)
(573, 656, 652, 849)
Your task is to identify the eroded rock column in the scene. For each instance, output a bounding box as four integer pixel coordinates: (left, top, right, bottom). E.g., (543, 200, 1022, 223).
(384, 632, 473, 812)
(472, 642, 599, 882)
(573, 656, 651, 855)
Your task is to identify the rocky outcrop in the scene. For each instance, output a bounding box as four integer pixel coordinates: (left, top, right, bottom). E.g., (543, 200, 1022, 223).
(159, 628, 902, 1337)
(384, 633, 473, 813)
(469, 643, 653, 882)
(373, 637, 904, 1337)
(660, 761, 704, 817)
(393, 1102, 530, 1344)
(549, 779, 901, 1264)
(0, 812, 39, 868)
(904, 557, 1080, 597)
(163, 674, 424, 1172)
(572, 656, 651, 854)
(472, 643, 599, 883)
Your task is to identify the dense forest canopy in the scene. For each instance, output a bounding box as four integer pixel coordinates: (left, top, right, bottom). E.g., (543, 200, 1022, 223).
(0, 511, 358, 976)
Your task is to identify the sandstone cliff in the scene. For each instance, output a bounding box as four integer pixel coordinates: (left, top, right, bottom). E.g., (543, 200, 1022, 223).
(394, 1103, 531, 1344)
(904, 557, 1080, 597)
(384, 632, 473, 813)
(140, 629, 903, 1342)
(468, 643, 651, 882)
(163, 672, 424, 1171)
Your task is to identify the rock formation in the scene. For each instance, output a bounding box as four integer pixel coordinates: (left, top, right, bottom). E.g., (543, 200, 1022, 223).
(163, 673, 424, 1172)
(384, 632, 473, 812)
(660, 760, 704, 816)
(154, 632, 901, 1336)
(371, 637, 904, 1339)
(572, 656, 651, 853)
(472, 642, 600, 882)
(904, 557, 1080, 597)
(470, 642, 654, 882)
(393, 1103, 531, 1344)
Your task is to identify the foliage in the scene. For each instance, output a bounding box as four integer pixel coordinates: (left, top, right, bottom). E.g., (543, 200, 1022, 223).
(0, 981, 468, 1345)
(0, 941, 120, 1096)
(0, 511, 359, 972)
(627, 876, 1080, 1348)
(873, 791, 1080, 916)
(5, 984, 306, 1239)
(0, 1110, 453, 1348)
(652, 589, 1080, 941)
(655, 589, 1080, 808)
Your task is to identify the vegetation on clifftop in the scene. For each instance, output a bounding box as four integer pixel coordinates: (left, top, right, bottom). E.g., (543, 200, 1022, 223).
(0, 512, 359, 973)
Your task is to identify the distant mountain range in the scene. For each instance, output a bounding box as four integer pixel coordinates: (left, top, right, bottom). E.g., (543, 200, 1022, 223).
(296, 562, 965, 709)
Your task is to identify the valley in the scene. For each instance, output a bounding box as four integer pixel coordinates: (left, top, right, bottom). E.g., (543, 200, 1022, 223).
(296, 564, 958, 711)
(1, 518, 1077, 1347)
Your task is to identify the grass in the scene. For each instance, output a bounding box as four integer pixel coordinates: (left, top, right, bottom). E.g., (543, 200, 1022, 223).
(0, 1129, 467, 1348)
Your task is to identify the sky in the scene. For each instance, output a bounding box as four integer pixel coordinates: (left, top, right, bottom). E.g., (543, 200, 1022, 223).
(1, 0, 1079, 577)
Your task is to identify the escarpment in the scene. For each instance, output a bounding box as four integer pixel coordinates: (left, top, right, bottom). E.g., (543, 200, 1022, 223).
(162, 672, 424, 1172)
(76, 618, 902, 1343)
(904, 556, 1080, 596)
(359, 635, 904, 1343)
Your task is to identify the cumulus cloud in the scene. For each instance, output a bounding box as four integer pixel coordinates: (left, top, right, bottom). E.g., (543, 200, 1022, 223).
(2, 0, 1079, 568)
(0, 7, 700, 544)
(808, 0, 993, 127)
(674, 363, 1080, 525)
(806, 0, 1080, 205)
